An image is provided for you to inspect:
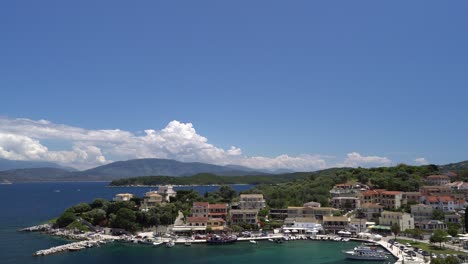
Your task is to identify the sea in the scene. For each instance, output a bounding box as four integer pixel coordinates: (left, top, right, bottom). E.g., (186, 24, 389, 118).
(0, 182, 395, 264)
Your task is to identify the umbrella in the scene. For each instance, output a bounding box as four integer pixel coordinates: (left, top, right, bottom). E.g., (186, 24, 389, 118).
(284, 230, 291, 233)
(292, 229, 298, 233)
(343, 231, 352, 235)
(305, 230, 313, 233)
(311, 229, 318, 233)
(338, 231, 346, 234)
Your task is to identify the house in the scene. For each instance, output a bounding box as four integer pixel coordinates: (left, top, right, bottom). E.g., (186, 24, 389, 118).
(358, 189, 403, 210)
(283, 217, 323, 233)
(329, 183, 363, 198)
(287, 207, 338, 220)
(421, 196, 458, 213)
(420, 186, 452, 196)
(426, 175, 451, 186)
(191, 202, 209, 218)
(403, 192, 421, 204)
(157, 185, 177, 202)
(186, 216, 208, 227)
(379, 211, 414, 231)
(411, 204, 434, 227)
(446, 181, 468, 191)
(420, 220, 447, 231)
(113, 193, 134, 202)
(445, 214, 461, 225)
(208, 203, 228, 220)
(360, 203, 384, 220)
(239, 194, 266, 210)
(269, 208, 288, 219)
(349, 218, 368, 233)
(140, 192, 163, 211)
(207, 218, 226, 231)
(322, 216, 349, 233)
(229, 209, 258, 225)
(332, 197, 361, 210)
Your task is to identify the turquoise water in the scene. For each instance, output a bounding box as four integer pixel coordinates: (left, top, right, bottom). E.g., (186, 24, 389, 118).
(0, 182, 395, 264)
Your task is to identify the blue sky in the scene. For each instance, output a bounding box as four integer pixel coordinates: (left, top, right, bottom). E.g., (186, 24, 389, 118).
(0, 1, 467, 170)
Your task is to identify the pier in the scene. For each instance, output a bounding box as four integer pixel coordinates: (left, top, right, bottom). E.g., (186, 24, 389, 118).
(34, 240, 101, 256)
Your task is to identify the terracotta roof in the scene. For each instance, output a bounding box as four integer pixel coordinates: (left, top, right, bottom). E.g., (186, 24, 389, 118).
(361, 190, 378, 196)
(426, 196, 439, 203)
(438, 196, 455, 202)
(209, 203, 227, 209)
(381, 191, 403, 195)
(193, 202, 209, 207)
(186, 216, 208, 223)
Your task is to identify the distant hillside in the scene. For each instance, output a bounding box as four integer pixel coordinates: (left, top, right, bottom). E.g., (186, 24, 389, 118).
(0, 158, 76, 171)
(439, 160, 468, 172)
(72, 158, 265, 180)
(109, 172, 313, 186)
(0, 167, 72, 182)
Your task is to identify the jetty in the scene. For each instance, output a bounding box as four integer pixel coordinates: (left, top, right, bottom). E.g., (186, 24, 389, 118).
(34, 240, 100, 256)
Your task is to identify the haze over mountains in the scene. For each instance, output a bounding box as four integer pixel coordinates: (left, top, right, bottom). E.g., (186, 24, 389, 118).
(0, 158, 269, 182)
(0, 158, 466, 183)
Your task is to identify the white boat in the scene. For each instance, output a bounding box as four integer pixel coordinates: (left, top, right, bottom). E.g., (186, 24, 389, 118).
(343, 245, 388, 261)
(249, 240, 257, 244)
(268, 238, 274, 242)
(166, 240, 175, 248)
(153, 241, 163, 247)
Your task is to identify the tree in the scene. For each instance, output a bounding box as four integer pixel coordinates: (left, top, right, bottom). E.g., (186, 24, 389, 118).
(430, 229, 449, 249)
(433, 209, 445, 221)
(90, 198, 108, 209)
(217, 185, 237, 202)
(83, 208, 107, 226)
(447, 223, 460, 237)
(391, 223, 400, 239)
(112, 208, 138, 232)
(71, 203, 92, 214)
(56, 211, 77, 228)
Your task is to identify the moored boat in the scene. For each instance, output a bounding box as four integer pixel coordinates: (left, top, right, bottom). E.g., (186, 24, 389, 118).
(206, 235, 237, 245)
(342, 245, 388, 261)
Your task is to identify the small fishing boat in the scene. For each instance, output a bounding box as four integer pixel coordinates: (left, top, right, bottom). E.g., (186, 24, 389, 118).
(166, 240, 175, 248)
(249, 240, 257, 244)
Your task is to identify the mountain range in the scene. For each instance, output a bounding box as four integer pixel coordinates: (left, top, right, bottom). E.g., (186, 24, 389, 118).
(0, 158, 467, 183)
(0, 158, 267, 182)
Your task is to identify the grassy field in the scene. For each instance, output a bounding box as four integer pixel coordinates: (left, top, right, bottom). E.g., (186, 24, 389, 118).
(396, 238, 468, 255)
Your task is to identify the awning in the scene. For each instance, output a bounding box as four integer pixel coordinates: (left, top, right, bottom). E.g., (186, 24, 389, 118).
(369, 225, 391, 230)
(284, 230, 291, 233)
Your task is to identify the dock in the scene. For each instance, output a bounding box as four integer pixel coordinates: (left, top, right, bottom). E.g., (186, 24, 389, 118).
(34, 240, 101, 256)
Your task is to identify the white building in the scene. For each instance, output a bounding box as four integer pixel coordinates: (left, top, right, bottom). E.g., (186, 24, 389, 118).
(113, 193, 134, 202)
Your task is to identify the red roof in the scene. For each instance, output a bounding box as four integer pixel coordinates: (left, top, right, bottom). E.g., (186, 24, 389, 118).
(426, 196, 438, 203)
(209, 203, 227, 209)
(193, 202, 209, 207)
(362, 190, 378, 196)
(186, 217, 208, 223)
(427, 175, 450, 179)
(381, 191, 403, 195)
(438, 196, 454, 202)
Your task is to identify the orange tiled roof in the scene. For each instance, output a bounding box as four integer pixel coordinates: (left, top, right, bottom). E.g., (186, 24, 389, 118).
(187, 216, 209, 223)
(209, 203, 228, 209)
(193, 202, 209, 207)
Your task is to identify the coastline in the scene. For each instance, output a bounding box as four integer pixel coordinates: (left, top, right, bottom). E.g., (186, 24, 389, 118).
(107, 183, 252, 188)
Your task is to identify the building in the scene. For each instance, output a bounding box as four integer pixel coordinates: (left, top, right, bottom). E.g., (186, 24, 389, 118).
(426, 175, 451, 186)
(303, 201, 321, 208)
(322, 216, 349, 233)
(420, 186, 452, 196)
(191, 202, 209, 218)
(157, 185, 177, 202)
(411, 204, 434, 227)
(349, 218, 369, 233)
(239, 194, 266, 210)
(420, 220, 447, 231)
(329, 183, 364, 198)
(420, 195, 459, 213)
(403, 192, 421, 204)
(360, 203, 384, 221)
(446, 181, 468, 191)
(269, 208, 288, 219)
(283, 217, 323, 233)
(358, 189, 403, 209)
(113, 193, 134, 202)
(229, 209, 258, 225)
(332, 197, 361, 210)
(141, 191, 163, 211)
(378, 211, 414, 231)
(207, 218, 226, 231)
(186, 216, 208, 227)
(445, 214, 461, 225)
(208, 203, 228, 220)
(287, 207, 338, 220)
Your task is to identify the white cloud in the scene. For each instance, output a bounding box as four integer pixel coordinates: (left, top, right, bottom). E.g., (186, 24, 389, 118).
(414, 157, 429, 165)
(0, 117, 393, 171)
(338, 152, 392, 168)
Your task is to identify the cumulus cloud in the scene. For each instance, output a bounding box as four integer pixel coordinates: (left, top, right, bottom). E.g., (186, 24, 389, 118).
(414, 157, 429, 165)
(0, 117, 393, 171)
(337, 152, 392, 168)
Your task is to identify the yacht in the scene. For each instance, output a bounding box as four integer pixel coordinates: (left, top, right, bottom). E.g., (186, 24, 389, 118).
(165, 240, 175, 248)
(343, 245, 388, 261)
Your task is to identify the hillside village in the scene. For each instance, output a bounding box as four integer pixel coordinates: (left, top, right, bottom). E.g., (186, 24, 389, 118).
(106, 171, 467, 244)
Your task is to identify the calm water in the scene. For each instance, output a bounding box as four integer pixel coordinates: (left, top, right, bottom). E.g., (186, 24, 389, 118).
(0, 182, 395, 264)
